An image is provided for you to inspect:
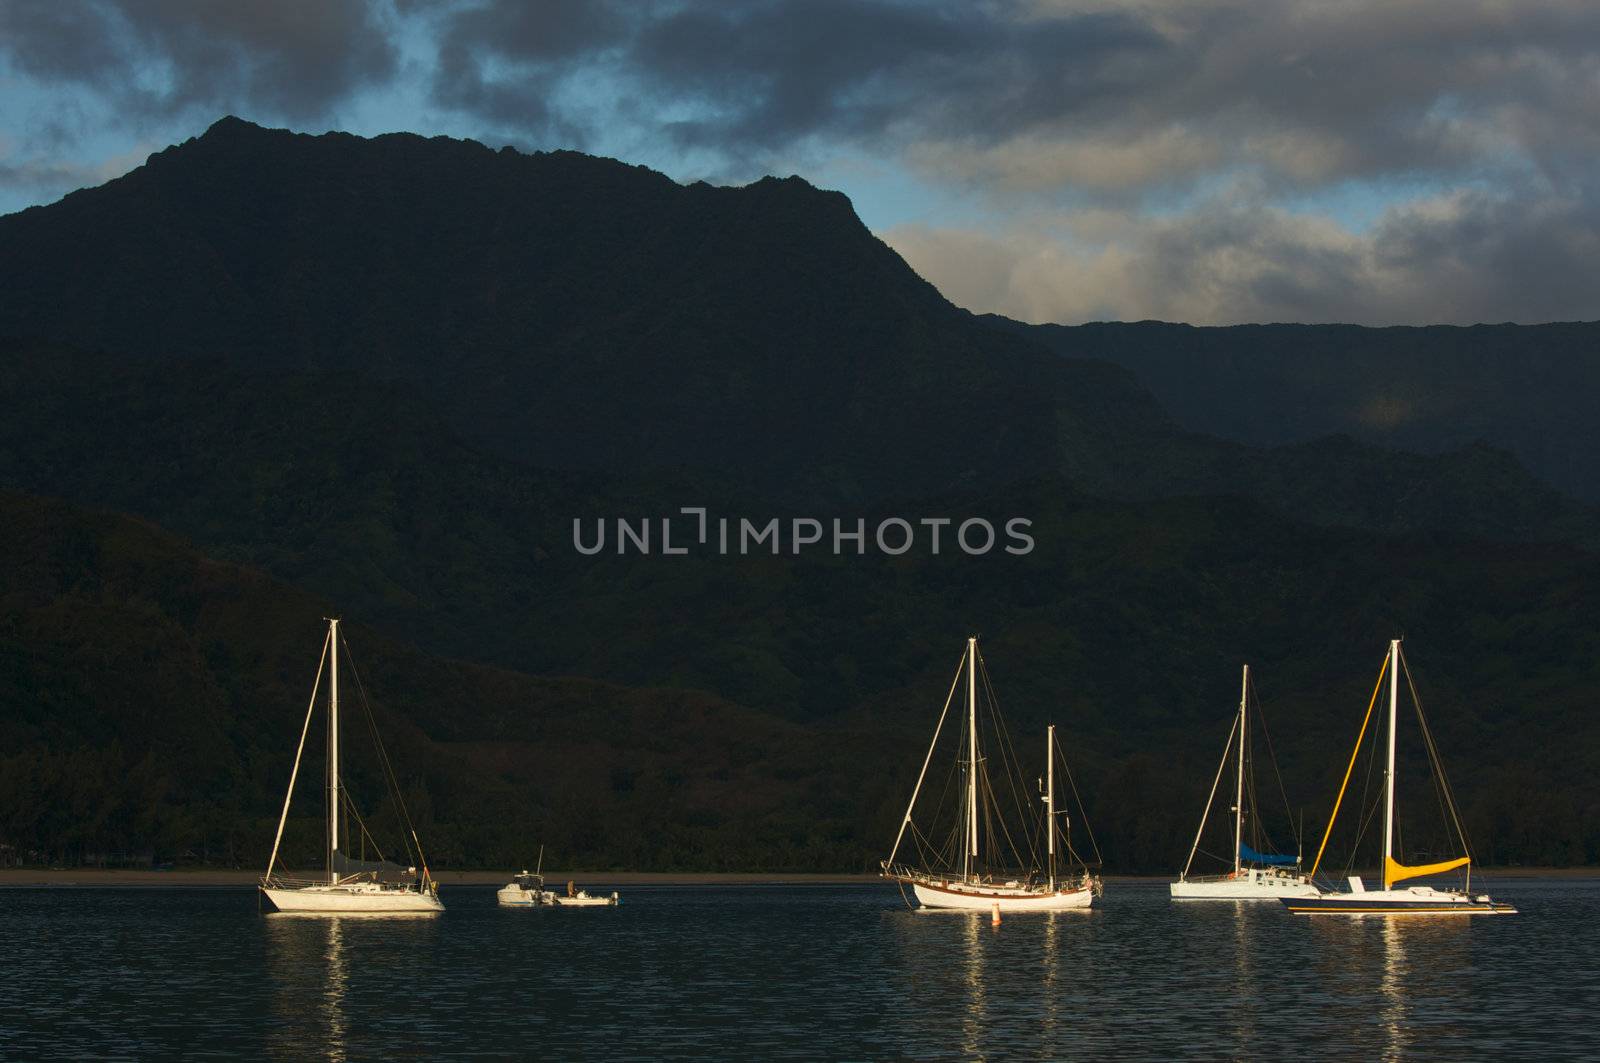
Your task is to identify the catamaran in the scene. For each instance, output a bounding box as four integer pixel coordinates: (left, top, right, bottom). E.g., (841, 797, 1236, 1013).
(1283, 639, 1515, 915)
(261, 618, 443, 913)
(881, 636, 1102, 911)
(1171, 664, 1318, 900)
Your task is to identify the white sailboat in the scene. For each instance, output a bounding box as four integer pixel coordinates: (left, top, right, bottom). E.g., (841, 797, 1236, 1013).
(881, 637, 1101, 911)
(1171, 664, 1318, 900)
(1284, 639, 1515, 915)
(261, 618, 443, 914)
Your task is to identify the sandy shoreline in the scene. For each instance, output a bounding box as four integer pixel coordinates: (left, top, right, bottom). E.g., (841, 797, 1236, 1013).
(0, 869, 882, 887)
(1, 866, 1593, 888)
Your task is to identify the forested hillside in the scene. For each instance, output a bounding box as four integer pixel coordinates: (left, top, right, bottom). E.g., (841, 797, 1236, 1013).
(1, 120, 1595, 872)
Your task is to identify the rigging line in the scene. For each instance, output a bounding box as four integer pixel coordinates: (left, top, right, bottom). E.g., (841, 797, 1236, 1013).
(889, 652, 965, 869)
(1419, 705, 1457, 865)
(338, 634, 422, 868)
(1403, 654, 1476, 861)
(1309, 653, 1388, 878)
(976, 651, 1043, 872)
(1056, 735, 1102, 866)
(1343, 695, 1385, 877)
(928, 750, 963, 869)
(973, 653, 1026, 871)
(1243, 718, 1263, 853)
(1250, 675, 1299, 851)
(265, 630, 330, 881)
(1346, 767, 1386, 877)
(339, 786, 389, 865)
(1182, 712, 1238, 878)
(982, 753, 1030, 874)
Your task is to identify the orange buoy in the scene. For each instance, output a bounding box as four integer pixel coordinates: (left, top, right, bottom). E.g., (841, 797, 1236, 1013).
(991, 901, 1002, 927)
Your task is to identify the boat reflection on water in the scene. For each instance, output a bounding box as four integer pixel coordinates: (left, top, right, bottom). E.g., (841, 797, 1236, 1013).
(1230, 901, 1260, 1046)
(264, 911, 440, 1062)
(1041, 912, 1059, 1044)
(1303, 909, 1474, 1059)
(1380, 917, 1406, 1063)
(960, 911, 987, 1059)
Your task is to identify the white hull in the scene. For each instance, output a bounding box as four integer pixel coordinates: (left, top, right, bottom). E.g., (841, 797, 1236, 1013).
(1171, 868, 1319, 900)
(497, 885, 551, 907)
(909, 879, 1096, 911)
(1285, 882, 1517, 915)
(551, 892, 619, 907)
(261, 884, 443, 913)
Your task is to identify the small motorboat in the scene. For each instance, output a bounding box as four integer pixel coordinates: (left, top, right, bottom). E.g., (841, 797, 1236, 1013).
(497, 869, 555, 907)
(551, 880, 620, 907)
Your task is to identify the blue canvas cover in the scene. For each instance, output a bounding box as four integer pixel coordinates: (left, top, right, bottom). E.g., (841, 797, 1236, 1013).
(1239, 842, 1298, 867)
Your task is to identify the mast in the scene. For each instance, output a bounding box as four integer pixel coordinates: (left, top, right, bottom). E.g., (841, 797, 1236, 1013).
(328, 617, 340, 884)
(1382, 638, 1399, 889)
(1234, 664, 1248, 876)
(966, 636, 979, 882)
(1047, 724, 1056, 890)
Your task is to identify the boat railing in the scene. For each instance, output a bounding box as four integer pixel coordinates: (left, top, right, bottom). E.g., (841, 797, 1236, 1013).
(880, 861, 929, 883)
(261, 874, 332, 889)
(882, 862, 1053, 888)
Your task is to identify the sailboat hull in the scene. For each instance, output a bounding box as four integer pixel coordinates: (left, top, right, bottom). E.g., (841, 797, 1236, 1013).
(1282, 885, 1515, 915)
(1170, 868, 1320, 900)
(909, 879, 1095, 911)
(261, 884, 443, 913)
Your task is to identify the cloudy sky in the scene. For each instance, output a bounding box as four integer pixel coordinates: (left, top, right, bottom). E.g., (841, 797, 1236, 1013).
(3, 0, 1598, 326)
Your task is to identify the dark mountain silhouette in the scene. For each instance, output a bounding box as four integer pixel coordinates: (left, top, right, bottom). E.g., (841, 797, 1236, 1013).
(0, 117, 1110, 504)
(1, 117, 1589, 540)
(0, 119, 1596, 871)
(998, 317, 1600, 504)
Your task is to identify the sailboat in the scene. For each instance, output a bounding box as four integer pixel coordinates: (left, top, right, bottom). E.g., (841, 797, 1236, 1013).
(1171, 664, 1318, 899)
(261, 618, 444, 913)
(881, 637, 1102, 911)
(1283, 639, 1515, 915)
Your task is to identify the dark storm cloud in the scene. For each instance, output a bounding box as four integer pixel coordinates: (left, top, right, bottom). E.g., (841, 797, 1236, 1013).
(424, 0, 1600, 198)
(625, 2, 1168, 150)
(426, 0, 630, 139)
(0, 0, 397, 123)
(428, 0, 1172, 156)
(4, 0, 1599, 323)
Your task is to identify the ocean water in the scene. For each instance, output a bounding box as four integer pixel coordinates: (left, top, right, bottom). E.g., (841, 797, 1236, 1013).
(1, 878, 1594, 1060)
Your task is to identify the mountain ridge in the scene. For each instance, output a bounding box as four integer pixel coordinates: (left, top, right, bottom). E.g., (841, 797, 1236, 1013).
(1, 117, 1590, 540)
(1, 119, 1596, 871)
(993, 316, 1600, 504)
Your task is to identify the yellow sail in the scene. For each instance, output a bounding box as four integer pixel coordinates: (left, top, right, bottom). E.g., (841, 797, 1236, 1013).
(1385, 855, 1469, 888)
